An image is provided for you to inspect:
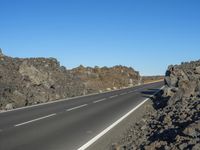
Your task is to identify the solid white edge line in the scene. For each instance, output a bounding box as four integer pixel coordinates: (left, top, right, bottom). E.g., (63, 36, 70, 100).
(14, 113, 56, 127)
(93, 98, 107, 104)
(66, 104, 88, 112)
(0, 80, 163, 114)
(77, 86, 165, 150)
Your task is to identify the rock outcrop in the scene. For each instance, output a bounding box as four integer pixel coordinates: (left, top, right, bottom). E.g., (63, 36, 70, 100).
(0, 51, 140, 110)
(114, 60, 200, 150)
(70, 65, 140, 93)
(0, 54, 86, 110)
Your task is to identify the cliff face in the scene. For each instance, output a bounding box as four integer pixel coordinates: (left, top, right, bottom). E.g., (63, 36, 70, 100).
(114, 60, 200, 150)
(0, 52, 140, 110)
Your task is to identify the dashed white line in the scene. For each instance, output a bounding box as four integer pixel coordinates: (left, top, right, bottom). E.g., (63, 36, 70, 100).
(66, 104, 88, 112)
(77, 86, 165, 150)
(14, 113, 56, 127)
(93, 98, 107, 103)
(0, 80, 163, 114)
(109, 95, 118, 98)
(78, 98, 150, 150)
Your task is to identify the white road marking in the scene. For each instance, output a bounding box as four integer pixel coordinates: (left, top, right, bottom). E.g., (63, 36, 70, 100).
(66, 104, 88, 112)
(109, 95, 118, 98)
(0, 80, 163, 114)
(77, 86, 165, 150)
(93, 98, 107, 104)
(127, 91, 132, 93)
(14, 113, 56, 127)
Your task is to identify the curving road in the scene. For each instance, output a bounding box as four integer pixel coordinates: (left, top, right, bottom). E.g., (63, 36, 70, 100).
(0, 81, 163, 150)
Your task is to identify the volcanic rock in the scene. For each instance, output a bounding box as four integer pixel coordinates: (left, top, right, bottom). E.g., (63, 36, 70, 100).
(115, 60, 200, 150)
(0, 51, 140, 110)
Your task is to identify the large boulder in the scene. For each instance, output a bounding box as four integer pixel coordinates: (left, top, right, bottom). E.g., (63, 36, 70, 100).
(19, 61, 50, 86)
(195, 66, 200, 74)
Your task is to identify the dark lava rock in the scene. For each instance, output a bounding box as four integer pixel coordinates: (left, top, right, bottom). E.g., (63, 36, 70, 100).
(115, 60, 200, 150)
(0, 50, 140, 110)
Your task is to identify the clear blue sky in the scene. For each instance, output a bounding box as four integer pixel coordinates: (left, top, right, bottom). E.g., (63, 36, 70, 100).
(0, 0, 200, 75)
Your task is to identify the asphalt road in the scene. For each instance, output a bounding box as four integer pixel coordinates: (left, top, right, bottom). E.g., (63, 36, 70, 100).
(0, 81, 163, 150)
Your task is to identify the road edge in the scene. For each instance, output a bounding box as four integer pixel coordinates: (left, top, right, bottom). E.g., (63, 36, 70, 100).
(78, 85, 165, 150)
(0, 80, 163, 114)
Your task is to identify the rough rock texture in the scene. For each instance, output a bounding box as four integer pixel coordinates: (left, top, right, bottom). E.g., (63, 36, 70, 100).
(114, 60, 200, 150)
(70, 65, 140, 93)
(0, 55, 85, 110)
(0, 51, 140, 110)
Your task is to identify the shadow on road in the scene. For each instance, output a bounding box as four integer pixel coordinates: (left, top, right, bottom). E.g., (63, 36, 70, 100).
(140, 88, 169, 110)
(140, 88, 160, 96)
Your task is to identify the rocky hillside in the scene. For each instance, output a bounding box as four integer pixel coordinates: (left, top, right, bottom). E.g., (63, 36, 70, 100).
(0, 50, 140, 110)
(70, 65, 140, 93)
(114, 60, 200, 150)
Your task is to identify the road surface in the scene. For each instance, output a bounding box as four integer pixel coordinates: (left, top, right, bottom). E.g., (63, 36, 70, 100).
(0, 81, 163, 150)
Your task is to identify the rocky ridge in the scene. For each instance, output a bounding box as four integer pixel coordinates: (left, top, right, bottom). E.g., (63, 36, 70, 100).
(0, 51, 140, 110)
(114, 60, 200, 150)
(70, 65, 140, 93)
